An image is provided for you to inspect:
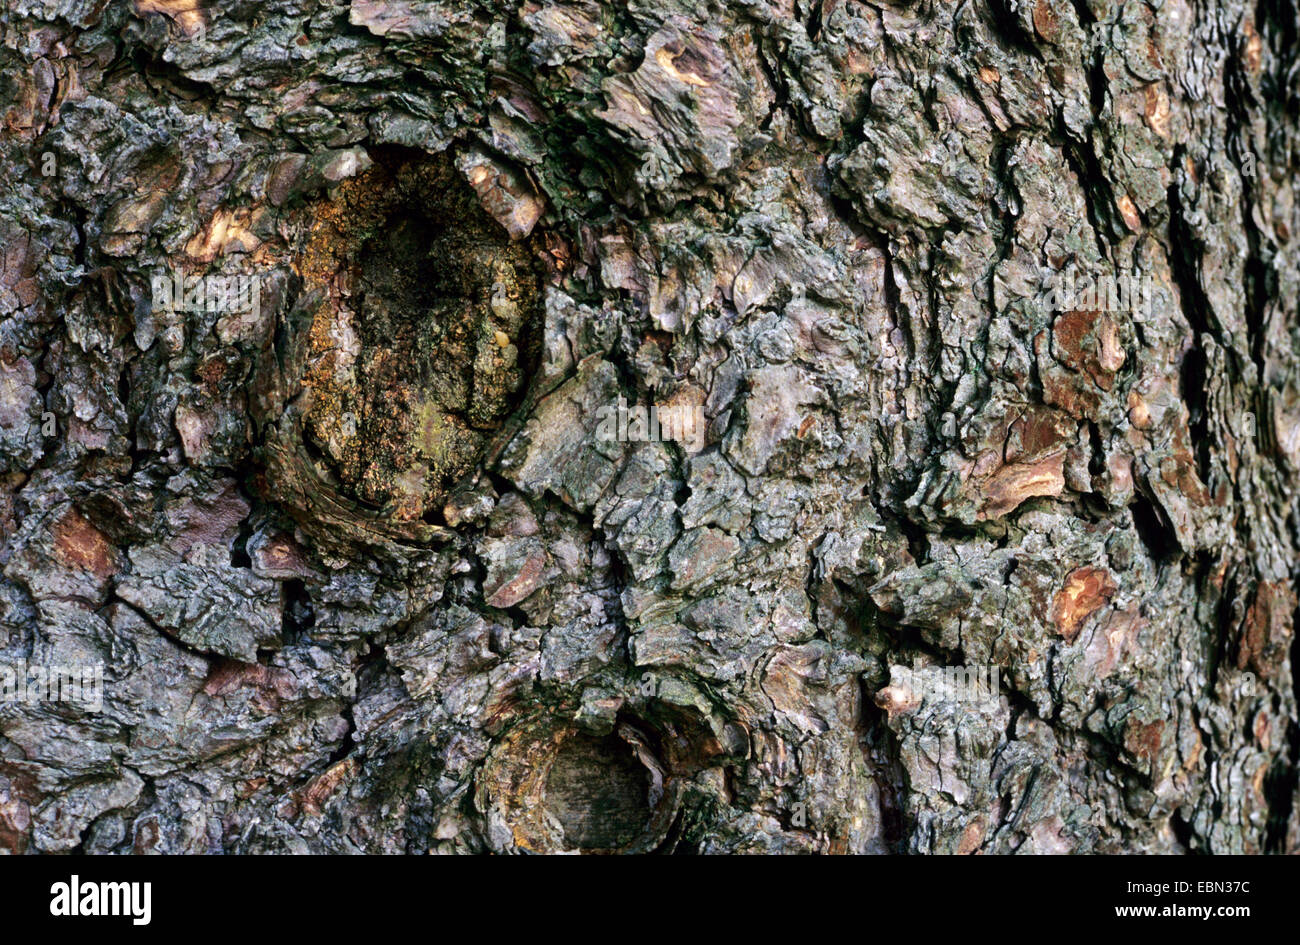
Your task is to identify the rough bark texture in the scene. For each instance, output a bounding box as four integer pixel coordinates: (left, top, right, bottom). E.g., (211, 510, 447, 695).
(0, 0, 1297, 854)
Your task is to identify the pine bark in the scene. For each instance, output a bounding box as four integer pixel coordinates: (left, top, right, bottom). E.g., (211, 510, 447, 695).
(0, 0, 1297, 853)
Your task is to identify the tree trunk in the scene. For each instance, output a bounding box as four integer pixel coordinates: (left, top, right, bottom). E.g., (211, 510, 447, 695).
(0, 0, 1296, 854)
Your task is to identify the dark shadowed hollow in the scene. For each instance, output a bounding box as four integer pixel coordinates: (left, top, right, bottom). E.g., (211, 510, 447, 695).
(544, 733, 654, 851)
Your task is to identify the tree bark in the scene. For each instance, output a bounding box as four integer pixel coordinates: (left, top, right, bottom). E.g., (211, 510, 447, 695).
(0, 0, 1297, 854)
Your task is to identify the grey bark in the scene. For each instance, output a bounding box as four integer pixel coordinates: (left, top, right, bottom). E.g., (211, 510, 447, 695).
(0, 0, 1297, 854)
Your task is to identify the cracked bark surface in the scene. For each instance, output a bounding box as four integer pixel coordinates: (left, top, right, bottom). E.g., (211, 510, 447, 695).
(0, 0, 1297, 854)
